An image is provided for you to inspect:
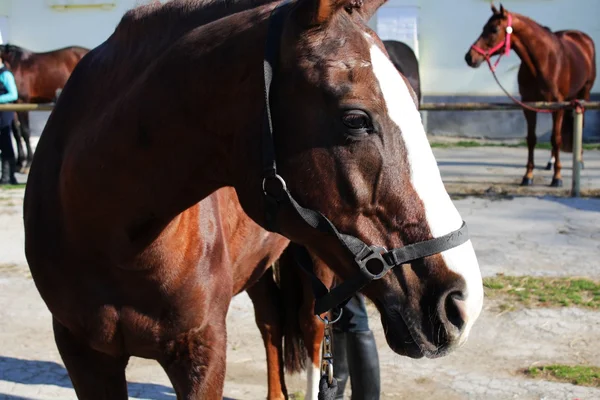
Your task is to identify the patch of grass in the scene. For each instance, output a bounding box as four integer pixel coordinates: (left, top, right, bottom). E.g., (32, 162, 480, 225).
(289, 391, 305, 400)
(0, 183, 26, 190)
(483, 274, 600, 309)
(430, 140, 484, 148)
(525, 364, 600, 387)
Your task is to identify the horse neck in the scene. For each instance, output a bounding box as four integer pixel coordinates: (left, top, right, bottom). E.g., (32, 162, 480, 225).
(133, 7, 274, 225)
(510, 14, 556, 77)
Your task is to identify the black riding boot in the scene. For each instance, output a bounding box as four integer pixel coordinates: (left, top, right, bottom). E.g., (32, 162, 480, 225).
(333, 331, 350, 399)
(346, 331, 381, 400)
(8, 158, 18, 184)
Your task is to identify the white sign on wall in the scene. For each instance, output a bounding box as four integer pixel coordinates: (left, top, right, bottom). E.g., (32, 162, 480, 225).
(375, 6, 419, 59)
(46, 0, 116, 7)
(0, 16, 8, 44)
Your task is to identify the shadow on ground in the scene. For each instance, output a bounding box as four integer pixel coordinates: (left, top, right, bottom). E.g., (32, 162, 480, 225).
(540, 195, 600, 212)
(0, 356, 178, 399)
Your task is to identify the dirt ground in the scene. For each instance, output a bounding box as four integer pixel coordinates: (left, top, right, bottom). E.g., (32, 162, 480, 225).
(1, 146, 600, 399)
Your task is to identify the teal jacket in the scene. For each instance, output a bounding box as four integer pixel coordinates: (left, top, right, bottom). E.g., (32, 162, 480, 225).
(0, 65, 17, 128)
(0, 67, 18, 103)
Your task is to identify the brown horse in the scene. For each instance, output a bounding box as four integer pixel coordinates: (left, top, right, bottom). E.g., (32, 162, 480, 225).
(465, 3, 596, 187)
(24, 1, 484, 399)
(0, 44, 89, 172)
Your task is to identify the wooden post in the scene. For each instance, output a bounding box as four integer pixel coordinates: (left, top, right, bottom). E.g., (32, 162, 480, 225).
(571, 106, 584, 197)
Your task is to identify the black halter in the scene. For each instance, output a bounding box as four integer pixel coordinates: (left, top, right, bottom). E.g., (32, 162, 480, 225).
(261, 1, 469, 315)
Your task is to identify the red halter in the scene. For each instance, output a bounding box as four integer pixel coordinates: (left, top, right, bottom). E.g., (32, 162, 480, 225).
(471, 14, 513, 72)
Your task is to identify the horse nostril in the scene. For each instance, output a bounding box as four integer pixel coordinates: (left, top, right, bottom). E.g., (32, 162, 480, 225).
(441, 291, 468, 336)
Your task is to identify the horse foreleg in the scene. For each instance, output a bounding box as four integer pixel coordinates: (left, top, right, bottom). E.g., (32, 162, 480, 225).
(159, 318, 228, 400)
(53, 317, 130, 399)
(550, 109, 565, 187)
(521, 109, 537, 186)
(300, 310, 323, 400)
(247, 268, 288, 400)
(545, 154, 555, 171)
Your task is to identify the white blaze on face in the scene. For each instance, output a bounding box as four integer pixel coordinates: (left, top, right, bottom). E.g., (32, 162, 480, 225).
(366, 34, 484, 340)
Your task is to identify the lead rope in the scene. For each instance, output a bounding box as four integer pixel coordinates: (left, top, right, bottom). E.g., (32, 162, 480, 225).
(318, 312, 341, 399)
(485, 58, 554, 114)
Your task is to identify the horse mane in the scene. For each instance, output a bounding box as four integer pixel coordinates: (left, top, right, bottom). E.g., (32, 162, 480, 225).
(110, 0, 277, 63)
(1, 44, 33, 64)
(512, 12, 555, 38)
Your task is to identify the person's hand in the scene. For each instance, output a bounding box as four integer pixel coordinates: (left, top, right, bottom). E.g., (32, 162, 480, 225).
(318, 375, 338, 400)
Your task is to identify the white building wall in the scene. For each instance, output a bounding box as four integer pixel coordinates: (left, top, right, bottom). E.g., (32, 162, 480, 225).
(0, 0, 597, 97)
(1, 0, 157, 51)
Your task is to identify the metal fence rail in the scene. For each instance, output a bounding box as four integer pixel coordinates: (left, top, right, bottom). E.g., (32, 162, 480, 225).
(5, 101, 600, 197)
(420, 101, 600, 197)
(420, 101, 600, 111)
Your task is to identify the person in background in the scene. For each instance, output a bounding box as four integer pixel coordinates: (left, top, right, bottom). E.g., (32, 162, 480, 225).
(0, 54, 18, 185)
(332, 294, 381, 399)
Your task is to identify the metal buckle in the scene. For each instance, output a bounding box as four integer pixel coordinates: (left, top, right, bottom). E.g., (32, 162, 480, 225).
(317, 308, 343, 324)
(262, 174, 287, 197)
(356, 245, 389, 280)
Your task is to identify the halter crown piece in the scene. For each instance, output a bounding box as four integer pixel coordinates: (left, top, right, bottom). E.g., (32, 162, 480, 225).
(471, 14, 513, 72)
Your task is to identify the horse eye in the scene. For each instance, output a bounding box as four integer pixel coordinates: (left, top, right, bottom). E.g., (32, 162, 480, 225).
(342, 110, 372, 135)
(490, 25, 498, 34)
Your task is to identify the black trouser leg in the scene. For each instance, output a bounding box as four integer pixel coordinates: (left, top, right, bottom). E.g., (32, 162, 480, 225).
(0, 125, 17, 184)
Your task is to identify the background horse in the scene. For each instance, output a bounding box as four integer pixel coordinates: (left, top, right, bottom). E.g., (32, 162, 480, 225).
(383, 40, 421, 103)
(465, 3, 596, 187)
(24, 0, 483, 398)
(0, 44, 89, 173)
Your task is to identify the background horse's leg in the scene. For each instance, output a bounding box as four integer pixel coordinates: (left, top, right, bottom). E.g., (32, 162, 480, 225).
(550, 109, 565, 187)
(247, 268, 288, 400)
(277, 246, 335, 400)
(300, 301, 324, 400)
(11, 114, 25, 173)
(18, 111, 33, 173)
(521, 109, 537, 186)
(545, 155, 555, 171)
(159, 314, 228, 399)
(53, 317, 129, 399)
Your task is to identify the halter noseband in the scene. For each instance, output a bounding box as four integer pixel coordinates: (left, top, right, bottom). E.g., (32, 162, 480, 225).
(471, 14, 513, 72)
(261, 1, 470, 315)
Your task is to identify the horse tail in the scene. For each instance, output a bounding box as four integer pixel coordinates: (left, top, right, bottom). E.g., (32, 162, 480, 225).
(276, 245, 308, 374)
(560, 110, 574, 153)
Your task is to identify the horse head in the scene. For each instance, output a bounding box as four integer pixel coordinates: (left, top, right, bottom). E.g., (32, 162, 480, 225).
(0, 44, 22, 68)
(465, 3, 512, 68)
(267, 0, 483, 358)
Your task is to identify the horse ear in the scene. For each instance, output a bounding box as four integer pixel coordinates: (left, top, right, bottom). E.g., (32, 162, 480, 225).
(499, 3, 506, 16)
(354, 0, 388, 22)
(491, 3, 499, 14)
(293, 0, 385, 26)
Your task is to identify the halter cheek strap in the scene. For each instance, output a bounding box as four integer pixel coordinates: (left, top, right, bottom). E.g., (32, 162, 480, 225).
(471, 14, 513, 71)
